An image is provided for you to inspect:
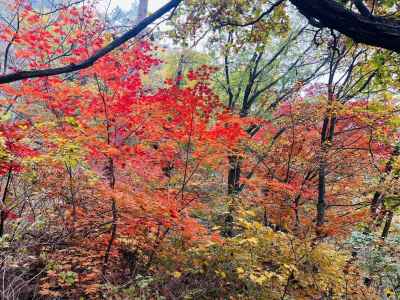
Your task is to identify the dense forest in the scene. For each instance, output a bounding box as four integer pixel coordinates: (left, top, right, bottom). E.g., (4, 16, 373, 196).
(1, 0, 400, 299)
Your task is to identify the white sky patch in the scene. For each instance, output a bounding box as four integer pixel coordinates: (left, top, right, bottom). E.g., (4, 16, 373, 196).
(106, 0, 168, 12)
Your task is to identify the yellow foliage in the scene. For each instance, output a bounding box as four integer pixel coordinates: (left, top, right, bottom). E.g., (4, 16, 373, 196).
(176, 210, 374, 299)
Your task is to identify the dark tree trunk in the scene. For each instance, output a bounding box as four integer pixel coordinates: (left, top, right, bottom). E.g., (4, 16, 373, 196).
(370, 191, 383, 218)
(224, 155, 242, 237)
(316, 114, 336, 230)
(0, 167, 12, 237)
(316, 117, 329, 228)
(381, 210, 393, 240)
(175, 54, 185, 87)
(228, 155, 242, 195)
(102, 157, 118, 275)
(370, 144, 400, 217)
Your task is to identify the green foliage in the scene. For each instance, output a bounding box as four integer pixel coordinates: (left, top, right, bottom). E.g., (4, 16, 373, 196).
(59, 271, 78, 286)
(169, 0, 290, 50)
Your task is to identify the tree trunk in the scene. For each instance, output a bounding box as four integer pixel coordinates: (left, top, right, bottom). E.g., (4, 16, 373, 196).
(228, 155, 241, 195)
(370, 144, 400, 217)
(0, 167, 12, 237)
(370, 191, 383, 219)
(137, 0, 149, 23)
(381, 210, 393, 240)
(102, 157, 118, 275)
(316, 113, 336, 232)
(224, 155, 242, 237)
(316, 118, 329, 229)
(175, 54, 185, 87)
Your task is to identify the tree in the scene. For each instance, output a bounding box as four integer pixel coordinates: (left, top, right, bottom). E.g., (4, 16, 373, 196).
(2, 0, 400, 299)
(0, 0, 182, 84)
(290, 0, 400, 52)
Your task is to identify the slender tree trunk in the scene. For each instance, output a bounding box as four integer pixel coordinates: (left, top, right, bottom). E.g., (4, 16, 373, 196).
(224, 155, 241, 237)
(134, 0, 149, 40)
(316, 117, 330, 229)
(103, 157, 118, 275)
(370, 144, 400, 218)
(137, 0, 149, 23)
(381, 210, 393, 240)
(175, 54, 185, 87)
(0, 167, 12, 237)
(66, 165, 77, 227)
(316, 40, 337, 234)
(316, 165, 327, 228)
(294, 194, 301, 229)
(228, 155, 241, 195)
(316, 112, 336, 232)
(103, 198, 117, 270)
(370, 191, 383, 219)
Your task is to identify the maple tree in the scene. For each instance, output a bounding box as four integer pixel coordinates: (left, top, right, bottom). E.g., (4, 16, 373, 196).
(0, 0, 400, 299)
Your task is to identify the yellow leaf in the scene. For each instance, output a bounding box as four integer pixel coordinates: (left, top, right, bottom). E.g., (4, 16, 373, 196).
(246, 237, 258, 245)
(173, 271, 182, 278)
(249, 273, 268, 285)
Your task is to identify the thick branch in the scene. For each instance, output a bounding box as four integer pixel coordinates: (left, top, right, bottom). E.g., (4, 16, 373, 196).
(290, 0, 400, 53)
(352, 0, 372, 18)
(0, 0, 182, 85)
